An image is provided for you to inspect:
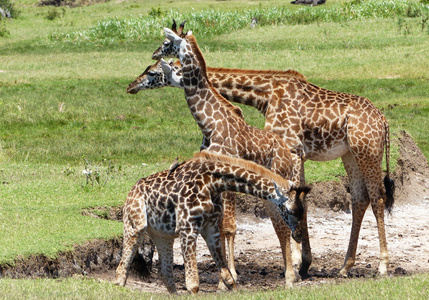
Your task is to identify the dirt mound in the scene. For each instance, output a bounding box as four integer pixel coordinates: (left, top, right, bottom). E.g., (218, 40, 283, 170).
(393, 131, 429, 204)
(1, 131, 428, 294)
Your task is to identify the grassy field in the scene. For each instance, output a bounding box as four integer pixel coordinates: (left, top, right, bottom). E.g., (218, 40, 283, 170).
(1, 0, 429, 297)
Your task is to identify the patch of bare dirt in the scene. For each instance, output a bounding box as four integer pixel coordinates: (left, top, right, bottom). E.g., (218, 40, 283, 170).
(1, 131, 428, 295)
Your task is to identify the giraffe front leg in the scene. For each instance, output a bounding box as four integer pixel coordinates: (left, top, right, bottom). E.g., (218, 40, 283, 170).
(180, 230, 200, 294)
(218, 192, 237, 291)
(264, 200, 295, 287)
(202, 220, 235, 291)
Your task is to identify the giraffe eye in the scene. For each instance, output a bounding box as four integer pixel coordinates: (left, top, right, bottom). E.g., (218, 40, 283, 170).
(147, 71, 157, 77)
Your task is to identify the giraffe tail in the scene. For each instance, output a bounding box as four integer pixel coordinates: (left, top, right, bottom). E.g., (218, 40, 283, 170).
(384, 122, 395, 213)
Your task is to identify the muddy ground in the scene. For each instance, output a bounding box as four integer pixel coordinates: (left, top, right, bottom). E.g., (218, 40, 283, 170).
(1, 131, 429, 295)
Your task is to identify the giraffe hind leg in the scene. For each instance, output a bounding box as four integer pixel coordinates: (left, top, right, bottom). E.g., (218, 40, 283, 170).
(151, 235, 177, 293)
(339, 152, 372, 277)
(115, 216, 147, 286)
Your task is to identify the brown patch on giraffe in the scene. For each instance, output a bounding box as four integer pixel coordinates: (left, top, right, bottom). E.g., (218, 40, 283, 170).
(1, 132, 428, 294)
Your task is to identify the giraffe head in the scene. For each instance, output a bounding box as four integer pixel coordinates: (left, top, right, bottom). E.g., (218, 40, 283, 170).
(126, 59, 183, 94)
(152, 20, 187, 60)
(272, 183, 311, 243)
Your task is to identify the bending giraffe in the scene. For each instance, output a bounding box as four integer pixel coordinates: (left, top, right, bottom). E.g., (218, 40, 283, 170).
(132, 20, 395, 279)
(115, 151, 309, 294)
(148, 27, 306, 289)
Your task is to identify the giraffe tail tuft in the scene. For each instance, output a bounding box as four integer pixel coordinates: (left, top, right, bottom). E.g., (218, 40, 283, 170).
(131, 251, 151, 278)
(384, 176, 395, 214)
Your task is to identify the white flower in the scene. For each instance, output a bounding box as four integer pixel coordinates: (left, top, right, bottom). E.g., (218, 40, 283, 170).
(142, 163, 147, 166)
(82, 169, 92, 175)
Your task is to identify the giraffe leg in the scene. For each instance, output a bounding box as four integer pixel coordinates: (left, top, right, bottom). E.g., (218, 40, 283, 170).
(298, 201, 312, 278)
(339, 152, 370, 277)
(151, 236, 176, 294)
(201, 222, 235, 290)
(263, 200, 295, 287)
(370, 191, 389, 276)
(218, 191, 237, 291)
(180, 229, 200, 294)
(291, 239, 302, 271)
(345, 110, 389, 276)
(356, 158, 389, 276)
(115, 217, 146, 286)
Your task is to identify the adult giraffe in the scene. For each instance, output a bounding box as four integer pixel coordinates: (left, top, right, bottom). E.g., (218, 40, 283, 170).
(149, 27, 311, 289)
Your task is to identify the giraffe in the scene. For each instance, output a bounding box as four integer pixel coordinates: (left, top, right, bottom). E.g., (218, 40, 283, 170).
(136, 20, 395, 279)
(115, 151, 309, 294)
(149, 27, 306, 289)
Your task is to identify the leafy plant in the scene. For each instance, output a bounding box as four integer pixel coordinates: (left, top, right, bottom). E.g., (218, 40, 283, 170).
(81, 157, 124, 188)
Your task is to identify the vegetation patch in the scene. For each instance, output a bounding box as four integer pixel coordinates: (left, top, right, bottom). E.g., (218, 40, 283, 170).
(50, 0, 429, 45)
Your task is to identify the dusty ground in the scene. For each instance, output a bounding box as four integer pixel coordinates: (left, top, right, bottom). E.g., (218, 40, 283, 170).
(1, 131, 429, 295)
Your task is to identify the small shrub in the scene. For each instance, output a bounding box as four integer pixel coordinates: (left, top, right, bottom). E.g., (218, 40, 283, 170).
(148, 7, 165, 17)
(45, 7, 65, 20)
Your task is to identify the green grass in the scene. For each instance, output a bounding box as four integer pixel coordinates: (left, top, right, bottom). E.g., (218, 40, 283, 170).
(0, 273, 428, 299)
(0, 0, 428, 297)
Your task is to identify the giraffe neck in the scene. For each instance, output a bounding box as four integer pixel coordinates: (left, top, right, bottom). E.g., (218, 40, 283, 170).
(192, 151, 291, 204)
(177, 35, 242, 135)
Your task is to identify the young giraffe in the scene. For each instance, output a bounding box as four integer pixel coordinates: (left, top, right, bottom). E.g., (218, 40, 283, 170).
(150, 28, 306, 289)
(140, 20, 395, 278)
(115, 151, 309, 294)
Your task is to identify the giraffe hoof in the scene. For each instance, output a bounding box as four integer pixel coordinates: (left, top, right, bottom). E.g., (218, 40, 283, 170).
(338, 269, 349, 278)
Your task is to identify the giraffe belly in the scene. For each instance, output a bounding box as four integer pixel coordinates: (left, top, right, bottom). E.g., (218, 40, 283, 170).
(304, 142, 349, 162)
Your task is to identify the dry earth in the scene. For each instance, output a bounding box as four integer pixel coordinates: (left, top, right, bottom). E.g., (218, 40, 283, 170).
(1, 131, 429, 295)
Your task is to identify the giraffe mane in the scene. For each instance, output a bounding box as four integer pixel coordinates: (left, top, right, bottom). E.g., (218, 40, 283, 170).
(193, 151, 290, 191)
(187, 34, 245, 118)
(186, 34, 209, 80)
(206, 67, 308, 82)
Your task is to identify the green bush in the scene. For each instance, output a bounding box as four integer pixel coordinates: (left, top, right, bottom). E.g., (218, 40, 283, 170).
(45, 7, 65, 20)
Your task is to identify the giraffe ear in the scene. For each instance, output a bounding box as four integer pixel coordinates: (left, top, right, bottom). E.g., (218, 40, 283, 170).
(164, 28, 182, 45)
(160, 58, 172, 74)
(177, 20, 186, 35)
